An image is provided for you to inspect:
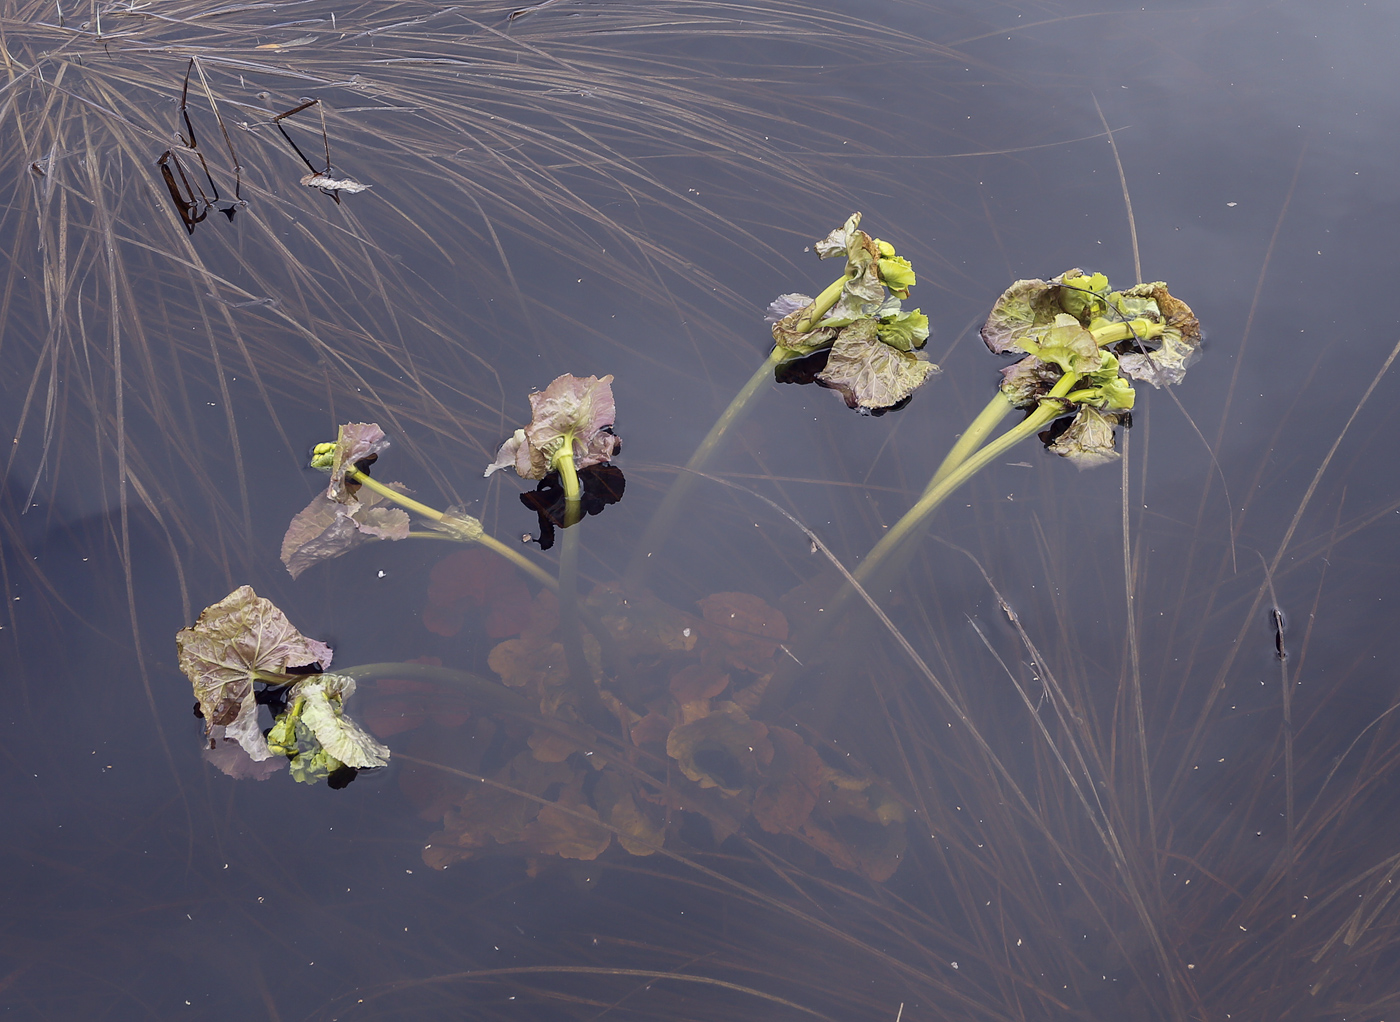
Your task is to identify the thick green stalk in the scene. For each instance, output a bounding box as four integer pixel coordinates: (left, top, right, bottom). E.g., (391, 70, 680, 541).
(926, 391, 1015, 494)
(625, 347, 784, 587)
(552, 434, 590, 693)
(854, 372, 1080, 593)
(555, 435, 582, 528)
(347, 466, 557, 590)
(795, 272, 853, 332)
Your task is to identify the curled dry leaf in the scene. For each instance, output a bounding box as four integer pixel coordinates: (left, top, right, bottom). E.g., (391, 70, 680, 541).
(288, 673, 391, 771)
(980, 272, 1082, 356)
(1111, 281, 1201, 387)
(176, 585, 333, 762)
(300, 172, 369, 193)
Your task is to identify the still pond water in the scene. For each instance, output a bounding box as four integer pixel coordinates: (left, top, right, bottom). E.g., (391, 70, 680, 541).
(3, 1, 1400, 1018)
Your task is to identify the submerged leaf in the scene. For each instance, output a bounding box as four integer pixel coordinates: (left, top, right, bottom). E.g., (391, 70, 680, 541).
(816, 319, 940, 412)
(698, 592, 788, 673)
(422, 547, 533, 639)
(752, 727, 823, 835)
(525, 781, 612, 860)
(280, 486, 410, 578)
(175, 586, 333, 762)
(801, 771, 908, 881)
(485, 374, 620, 480)
(203, 728, 286, 781)
(666, 702, 772, 796)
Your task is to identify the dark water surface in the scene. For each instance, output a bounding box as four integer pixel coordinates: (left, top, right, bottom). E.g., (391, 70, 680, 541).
(4, 1, 1400, 1018)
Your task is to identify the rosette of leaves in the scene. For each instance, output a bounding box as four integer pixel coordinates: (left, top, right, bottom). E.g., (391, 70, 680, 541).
(982, 270, 1199, 466)
(266, 674, 391, 786)
(176, 585, 334, 762)
(484, 373, 620, 481)
(766, 213, 938, 413)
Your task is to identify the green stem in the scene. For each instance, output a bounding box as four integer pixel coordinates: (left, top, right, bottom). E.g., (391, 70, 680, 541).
(624, 347, 784, 587)
(558, 512, 591, 689)
(348, 468, 445, 521)
(550, 435, 593, 711)
(555, 434, 581, 529)
(795, 272, 853, 332)
(347, 466, 557, 590)
(925, 391, 1015, 494)
(854, 372, 1080, 593)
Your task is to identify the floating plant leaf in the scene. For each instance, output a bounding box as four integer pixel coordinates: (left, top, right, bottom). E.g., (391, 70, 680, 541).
(175, 585, 333, 762)
(815, 319, 940, 412)
(999, 354, 1061, 409)
(877, 254, 916, 299)
(291, 674, 390, 770)
(874, 307, 930, 353)
(1035, 313, 1104, 374)
(980, 269, 1087, 355)
(300, 172, 369, 194)
(312, 422, 390, 503)
(423, 505, 485, 543)
(1112, 281, 1202, 387)
(484, 373, 620, 481)
(280, 486, 410, 578)
(1043, 405, 1125, 468)
(770, 309, 837, 356)
(765, 293, 812, 324)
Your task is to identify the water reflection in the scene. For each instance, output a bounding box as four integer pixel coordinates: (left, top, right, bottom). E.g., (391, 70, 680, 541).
(4, 0, 1400, 1018)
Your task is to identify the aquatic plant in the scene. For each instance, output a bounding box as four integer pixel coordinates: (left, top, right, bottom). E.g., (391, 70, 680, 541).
(176, 584, 388, 785)
(627, 212, 935, 583)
